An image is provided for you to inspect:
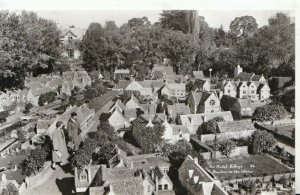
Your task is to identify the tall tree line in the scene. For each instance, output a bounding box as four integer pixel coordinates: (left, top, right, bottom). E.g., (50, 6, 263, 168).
(81, 11, 295, 80)
(0, 11, 61, 90)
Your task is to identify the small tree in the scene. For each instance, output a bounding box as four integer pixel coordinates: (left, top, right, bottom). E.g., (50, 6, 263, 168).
(38, 91, 57, 106)
(0, 111, 8, 124)
(219, 140, 236, 157)
(21, 147, 48, 176)
(250, 130, 276, 154)
(17, 129, 26, 143)
(24, 103, 34, 113)
(1, 182, 19, 195)
(198, 117, 224, 135)
(252, 104, 288, 122)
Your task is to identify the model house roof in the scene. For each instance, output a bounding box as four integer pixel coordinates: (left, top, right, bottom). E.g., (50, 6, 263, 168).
(114, 69, 130, 74)
(179, 155, 228, 195)
(192, 79, 208, 91)
(115, 80, 131, 89)
(193, 71, 204, 79)
(31, 87, 52, 96)
(234, 72, 254, 81)
(61, 27, 87, 40)
(252, 74, 264, 81)
(151, 65, 174, 75)
(170, 124, 189, 135)
(203, 111, 234, 122)
(217, 119, 255, 133)
(191, 92, 203, 106)
(167, 103, 191, 116)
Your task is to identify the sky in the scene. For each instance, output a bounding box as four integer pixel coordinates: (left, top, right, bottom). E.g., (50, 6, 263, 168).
(34, 10, 295, 31)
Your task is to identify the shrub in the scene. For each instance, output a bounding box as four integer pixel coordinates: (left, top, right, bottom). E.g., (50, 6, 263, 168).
(252, 104, 288, 122)
(38, 91, 57, 106)
(218, 140, 236, 157)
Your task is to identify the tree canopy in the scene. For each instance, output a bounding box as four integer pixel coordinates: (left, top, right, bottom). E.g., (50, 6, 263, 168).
(0, 11, 61, 90)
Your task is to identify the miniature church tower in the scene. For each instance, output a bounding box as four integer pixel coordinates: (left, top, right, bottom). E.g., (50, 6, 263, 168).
(234, 65, 243, 78)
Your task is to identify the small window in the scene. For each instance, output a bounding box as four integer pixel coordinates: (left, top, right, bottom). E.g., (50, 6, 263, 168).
(164, 184, 168, 190)
(251, 90, 255, 94)
(251, 85, 254, 88)
(158, 185, 162, 190)
(148, 185, 151, 192)
(243, 91, 246, 94)
(227, 89, 231, 93)
(179, 134, 182, 137)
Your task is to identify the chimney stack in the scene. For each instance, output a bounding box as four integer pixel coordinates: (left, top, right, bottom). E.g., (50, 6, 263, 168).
(188, 170, 194, 178)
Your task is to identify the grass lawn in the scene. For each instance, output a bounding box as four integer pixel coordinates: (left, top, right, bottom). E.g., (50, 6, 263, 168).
(206, 155, 291, 181)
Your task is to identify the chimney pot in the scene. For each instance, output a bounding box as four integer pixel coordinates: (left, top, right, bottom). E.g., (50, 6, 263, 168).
(194, 157, 198, 165)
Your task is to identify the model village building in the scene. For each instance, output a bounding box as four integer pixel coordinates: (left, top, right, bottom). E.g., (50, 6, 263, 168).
(221, 65, 270, 101)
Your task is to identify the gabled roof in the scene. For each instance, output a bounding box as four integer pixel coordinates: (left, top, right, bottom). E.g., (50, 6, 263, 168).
(257, 83, 270, 91)
(217, 119, 255, 133)
(115, 80, 131, 89)
(234, 72, 254, 81)
(192, 79, 208, 91)
(193, 71, 204, 79)
(252, 74, 264, 81)
(191, 92, 203, 106)
(199, 91, 214, 104)
(167, 103, 191, 116)
(31, 87, 52, 96)
(110, 99, 126, 112)
(61, 28, 87, 40)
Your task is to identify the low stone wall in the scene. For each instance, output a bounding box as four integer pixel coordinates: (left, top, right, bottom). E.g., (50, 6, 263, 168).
(260, 119, 295, 126)
(200, 130, 255, 142)
(201, 146, 249, 160)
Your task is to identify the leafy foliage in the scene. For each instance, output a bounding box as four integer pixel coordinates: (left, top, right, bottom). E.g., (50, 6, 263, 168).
(162, 140, 207, 169)
(250, 130, 276, 154)
(38, 91, 57, 106)
(1, 182, 19, 195)
(0, 11, 61, 90)
(218, 140, 236, 157)
(197, 117, 224, 135)
(24, 103, 34, 113)
(137, 123, 165, 153)
(281, 89, 295, 108)
(252, 104, 288, 122)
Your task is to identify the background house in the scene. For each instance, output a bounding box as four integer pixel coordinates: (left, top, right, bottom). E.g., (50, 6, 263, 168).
(60, 26, 86, 59)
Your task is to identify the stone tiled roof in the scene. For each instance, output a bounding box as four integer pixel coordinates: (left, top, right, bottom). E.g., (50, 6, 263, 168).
(191, 92, 203, 106)
(170, 124, 189, 135)
(167, 103, 191, 116)
(217, 119, 255, 133)
(193, 71, 204, 79)
(115, 80, 131, 89)
(203, 111, 234, 122)
(252, 74, 263, 81)
(234, 72, 254, 81)
(151, 66, 174, 75)
(31, 87, 52, 96)
(192, 79, 207, 91)
(36, 118, 56, 130)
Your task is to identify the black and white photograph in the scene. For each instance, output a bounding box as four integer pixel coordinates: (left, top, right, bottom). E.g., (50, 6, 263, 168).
(0, 0, 297, 194)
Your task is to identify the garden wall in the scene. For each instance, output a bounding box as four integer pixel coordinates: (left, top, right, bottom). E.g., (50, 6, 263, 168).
(260, 118, 295, 126)
(201, 146, 249, 160)
(200, 130, 255, 142)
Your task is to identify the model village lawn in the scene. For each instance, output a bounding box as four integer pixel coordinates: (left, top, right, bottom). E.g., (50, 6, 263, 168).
(206, 155, 291, 181)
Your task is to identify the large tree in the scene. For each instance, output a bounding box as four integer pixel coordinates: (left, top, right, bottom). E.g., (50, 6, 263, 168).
(0, 11, 61, 90)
